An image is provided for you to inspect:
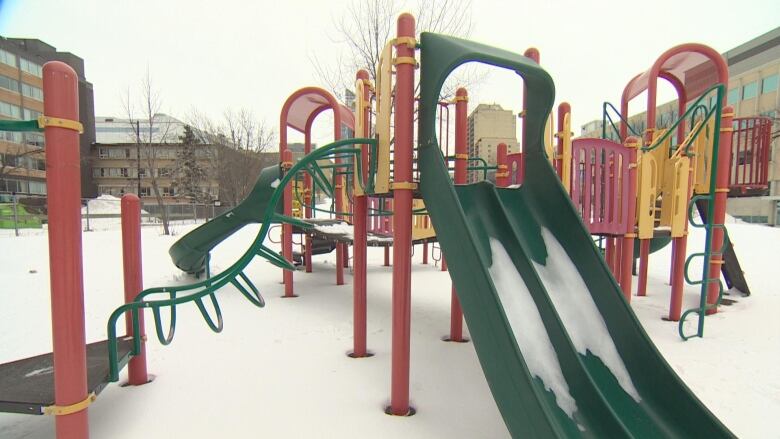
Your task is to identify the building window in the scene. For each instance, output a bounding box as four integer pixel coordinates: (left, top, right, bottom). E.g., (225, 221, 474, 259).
(762, 74, 779, 94)
(21, 83, 44, 101)
(23, 108, 41, 120)
(0, 48, 16, 67)
(20, 58, 43, 77)
(24, 132, 44, 148)
(162, 186, 175, 196)
(1, 130, 23, 143)
(29, 181, 46, 194)
(0, 177, 28, 193)
(742, 81, 758, 100)
(139, 187, 151, 197)
(727, 88, 740, 105)
(98, 148, 108, 158)
(0, 74, 20, 93)
(138, 168, 147, 178)
(0, 101, 21, 119)
(119, 168, 129, 177)
(157, 167, 172, 177)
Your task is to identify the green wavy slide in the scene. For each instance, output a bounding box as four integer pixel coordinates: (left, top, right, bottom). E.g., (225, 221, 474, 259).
(169, 166, 282, 274)
(417, 33, 734, 438)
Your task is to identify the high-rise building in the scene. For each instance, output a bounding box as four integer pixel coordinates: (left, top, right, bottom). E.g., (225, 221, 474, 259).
(467, 103, 519, 181)
(0, 37, 96, 197)
(579, 26, 780, 224)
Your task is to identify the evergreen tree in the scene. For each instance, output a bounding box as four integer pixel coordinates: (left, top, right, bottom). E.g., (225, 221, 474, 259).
(176, 125, 209, 202)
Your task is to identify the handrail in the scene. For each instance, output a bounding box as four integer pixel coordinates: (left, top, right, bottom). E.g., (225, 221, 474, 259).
(643, 85, 723, 152)
(601, 101, 640, 141)
(107, 137, 377, 380)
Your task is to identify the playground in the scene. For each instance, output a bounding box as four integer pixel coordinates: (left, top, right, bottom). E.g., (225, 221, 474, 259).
(1, 10, 780, 439)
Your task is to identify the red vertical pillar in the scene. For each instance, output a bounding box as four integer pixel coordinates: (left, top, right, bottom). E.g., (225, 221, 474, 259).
(446, 87, 468, 342)
(388, 13, 415, 416)
(304, 132, 313, 273)
(121, 194, 149, 385)
(282, 150, 296, 297)
(521, 48, 540, 174)
(43, 61, 89, 439)
(335, 165, 345, 286)
(706, 106, 735, 314)
(637, 240, 650, 296)
(350, 70, 371, 358)
(620, 137, 639, 301)
(384, 198, 391, 266)
(496, 142, 508, 187)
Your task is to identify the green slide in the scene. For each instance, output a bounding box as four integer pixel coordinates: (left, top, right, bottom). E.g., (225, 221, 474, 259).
(169, 165, 282, 274)
(418, 33, 733, 438)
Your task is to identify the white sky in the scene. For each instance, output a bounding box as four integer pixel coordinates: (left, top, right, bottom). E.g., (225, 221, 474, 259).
(1, 0, 778, 147)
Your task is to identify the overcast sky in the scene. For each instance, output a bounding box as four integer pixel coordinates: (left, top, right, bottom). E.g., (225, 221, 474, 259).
(1, 0, 778, 147)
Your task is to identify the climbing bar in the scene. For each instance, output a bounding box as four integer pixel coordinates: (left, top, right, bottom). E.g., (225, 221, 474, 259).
(0, 118, 42, 132)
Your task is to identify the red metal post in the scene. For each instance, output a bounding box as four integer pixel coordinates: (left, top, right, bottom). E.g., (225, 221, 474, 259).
(496, 142, 508, 187)
(445, 87, 469, 342)
(282, 150, 296, 297)
(637, 240, 650, 296)
(350, 70, 370, 358)
(43, 61, 90, 439)
(706, 107, 735, 314)
(619, 137, 639, 301)
(121, 194, 149, 385)
(304, 131, 313, 273)
(521, 48, 540, 173)
(389, 13, 415, 416)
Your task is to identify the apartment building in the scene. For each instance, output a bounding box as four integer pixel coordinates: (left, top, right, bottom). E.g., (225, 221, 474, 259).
(466, 103, 519, 181)
(92, 115, 219, 203)
(0, 37, 96, 197)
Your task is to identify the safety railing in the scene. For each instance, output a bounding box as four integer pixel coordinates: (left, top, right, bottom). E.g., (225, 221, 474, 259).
(571, 138, 634, 236)
(729, 116, 772, 195)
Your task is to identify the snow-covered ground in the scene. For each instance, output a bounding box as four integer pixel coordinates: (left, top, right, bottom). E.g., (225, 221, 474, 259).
(0, 218, 778, 438)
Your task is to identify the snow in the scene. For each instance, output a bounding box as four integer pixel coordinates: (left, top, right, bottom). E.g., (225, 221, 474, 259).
(533, 227, 641, 402)
(81, 194, 154, 231)
(487, 238, 578, 419)
(314, 222, 394, 244)
(0, 217, 779, 438)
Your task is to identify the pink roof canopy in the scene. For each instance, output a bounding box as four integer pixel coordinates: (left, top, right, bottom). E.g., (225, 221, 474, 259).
(280, 87, 355, 134)
(620, 43, 728, 140)
(622, 43, 728, 106)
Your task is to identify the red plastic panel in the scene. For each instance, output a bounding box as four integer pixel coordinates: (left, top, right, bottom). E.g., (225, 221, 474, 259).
(571, 138, 632, 235)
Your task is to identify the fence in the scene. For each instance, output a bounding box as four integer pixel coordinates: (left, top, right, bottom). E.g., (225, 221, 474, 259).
(0, 192, 231, 236)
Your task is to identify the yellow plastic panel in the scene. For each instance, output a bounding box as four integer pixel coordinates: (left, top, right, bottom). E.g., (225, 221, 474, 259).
(374, 42, 393, 194)
(353, 78, 367, 196)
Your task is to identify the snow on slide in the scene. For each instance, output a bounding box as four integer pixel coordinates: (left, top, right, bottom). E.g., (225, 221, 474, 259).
(487, 238, 579, 420)
(533, 227, 640, 402)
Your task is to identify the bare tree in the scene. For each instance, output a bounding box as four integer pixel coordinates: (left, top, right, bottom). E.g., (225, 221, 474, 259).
(188, 109, 276, 207)
(0, 136, 44, 193)
(122, 70, 176, 235)
(310, 0, 481, 100)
